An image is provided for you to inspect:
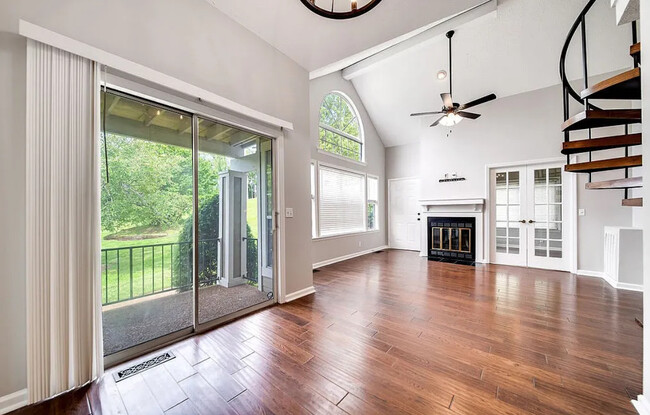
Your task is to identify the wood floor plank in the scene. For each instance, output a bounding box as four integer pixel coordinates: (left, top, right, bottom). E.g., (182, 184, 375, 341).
(178, 374, 237, 415)
(14, 251, 641, 415)
(140, 365, 187, 411)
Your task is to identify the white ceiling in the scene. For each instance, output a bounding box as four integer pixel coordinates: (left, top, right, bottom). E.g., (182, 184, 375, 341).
(204, 0, 487, 71)
(349, 0, 635, 147)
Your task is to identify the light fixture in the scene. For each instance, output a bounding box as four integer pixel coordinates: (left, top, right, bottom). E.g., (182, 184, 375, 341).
(301, 0, 382, 19)
(437, 70, 447, 80)
(439, 113, 463, 127)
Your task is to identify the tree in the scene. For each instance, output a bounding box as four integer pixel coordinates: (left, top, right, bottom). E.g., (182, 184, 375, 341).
(173, 193, 256, 290)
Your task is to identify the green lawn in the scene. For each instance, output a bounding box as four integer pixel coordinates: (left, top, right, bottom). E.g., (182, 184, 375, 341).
(101, 198, 259, 305)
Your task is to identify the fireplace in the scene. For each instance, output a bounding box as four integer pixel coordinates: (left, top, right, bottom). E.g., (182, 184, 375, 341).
(427, 217, 476, 264)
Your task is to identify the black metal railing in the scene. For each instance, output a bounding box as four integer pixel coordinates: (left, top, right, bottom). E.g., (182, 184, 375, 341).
(245, 238, 259, 284)
(101, 237, 259, 305)
(560, 0, 638, 190)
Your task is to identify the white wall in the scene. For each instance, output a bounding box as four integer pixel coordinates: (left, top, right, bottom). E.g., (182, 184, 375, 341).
(387, 81, 635, 273)
(0, 0, 314, 398)
(641, 0, 649, 400)
(386, 142, 420, 180)
(309, 72, 387, 265)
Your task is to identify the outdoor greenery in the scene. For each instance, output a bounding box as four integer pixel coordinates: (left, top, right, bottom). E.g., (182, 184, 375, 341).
(319, 93, 362, 161)
(100, 131, 261, 304)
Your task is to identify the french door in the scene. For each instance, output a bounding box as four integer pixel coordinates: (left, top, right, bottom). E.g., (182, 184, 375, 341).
(490, 162, 569, 271)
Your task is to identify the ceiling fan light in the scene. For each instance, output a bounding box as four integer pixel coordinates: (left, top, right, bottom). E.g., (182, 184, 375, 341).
(439, 113, 462, 127)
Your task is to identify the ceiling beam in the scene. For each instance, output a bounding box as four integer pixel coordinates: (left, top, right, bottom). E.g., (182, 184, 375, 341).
(341, 0, 496, 81)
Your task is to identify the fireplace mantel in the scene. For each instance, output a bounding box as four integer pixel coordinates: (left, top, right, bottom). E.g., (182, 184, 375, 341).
(418, 198, 486, 262)
(419, 198, 485, 213)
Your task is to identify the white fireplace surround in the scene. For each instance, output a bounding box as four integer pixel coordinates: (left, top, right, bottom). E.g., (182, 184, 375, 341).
(419, 198, 486, 263)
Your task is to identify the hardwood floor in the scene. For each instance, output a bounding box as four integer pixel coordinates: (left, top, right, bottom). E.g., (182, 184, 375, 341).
(12, 250, 643, 414)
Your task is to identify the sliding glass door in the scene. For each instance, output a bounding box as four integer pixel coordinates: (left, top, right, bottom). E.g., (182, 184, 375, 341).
(100, 91, 194, 357)
(196, 116, 274, 325)
(100, 89, 275, 362)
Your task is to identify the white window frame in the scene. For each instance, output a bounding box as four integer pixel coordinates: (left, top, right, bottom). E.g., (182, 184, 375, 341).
(318, 91, 365, 163)
(366, 174, 379, 232)
(311, 160, 379, 240)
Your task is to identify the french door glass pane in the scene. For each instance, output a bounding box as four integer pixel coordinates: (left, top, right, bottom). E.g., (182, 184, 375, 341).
(495, 170, 521, 255)
(197, 117, 273, 325)
(534, 168, 563, 258)
(100, 90, 193, 356)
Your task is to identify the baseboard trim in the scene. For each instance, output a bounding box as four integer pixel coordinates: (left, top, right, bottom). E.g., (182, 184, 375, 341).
(0, 389, 28, 415)
(576, 269, 643, 292)
(633, 395, 650, 415)
(282, 286, 316, 303)
(312, 245, 389, 270)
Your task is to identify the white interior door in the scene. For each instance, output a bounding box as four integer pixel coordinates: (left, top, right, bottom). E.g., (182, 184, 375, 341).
(491, 167, 527, 267)
(490, 162, 570, 271)
(526, 164, 569, 271)
(389, 178, 420, 251)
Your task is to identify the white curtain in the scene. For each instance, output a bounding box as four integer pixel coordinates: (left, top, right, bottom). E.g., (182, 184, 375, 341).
(26, 39, 103, 403)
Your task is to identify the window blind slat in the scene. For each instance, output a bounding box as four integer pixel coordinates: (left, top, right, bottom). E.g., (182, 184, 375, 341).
(318, 165, 366, 237)
(367, 176, 378, 202)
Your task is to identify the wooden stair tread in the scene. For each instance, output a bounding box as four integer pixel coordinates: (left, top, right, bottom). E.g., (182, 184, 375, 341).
(622, 198, 643, 207)
(561, 133, 642, 155)
(561, 109, 641, 132)
(564, 155, 642, 173)
(586, 176, 643, 190)
(581, 67, 640, 100)
(630, 42, 641, 57)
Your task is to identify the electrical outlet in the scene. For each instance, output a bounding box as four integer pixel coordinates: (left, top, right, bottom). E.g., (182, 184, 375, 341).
(578, 209, 586, 216)
(285, 208, 294, 218)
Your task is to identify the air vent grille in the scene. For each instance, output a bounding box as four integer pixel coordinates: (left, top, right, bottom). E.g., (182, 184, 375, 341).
(113, 351, 175, 382)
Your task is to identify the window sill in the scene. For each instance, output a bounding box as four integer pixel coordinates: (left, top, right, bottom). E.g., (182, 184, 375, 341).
(313, 229, 380, 242)
(317, 149, 366, 166)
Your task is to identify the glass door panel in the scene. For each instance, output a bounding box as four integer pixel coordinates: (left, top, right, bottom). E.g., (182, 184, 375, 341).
(196, 117, 274, 325)
(527, 166, 568, 270)
(100, 90, 194, 357)
(491, 168, 527, 266)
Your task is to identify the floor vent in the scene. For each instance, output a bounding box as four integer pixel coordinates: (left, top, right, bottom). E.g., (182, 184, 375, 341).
(313, 269, 321, 273)
(113, 351, 175, 382)
(374, 250, 384, 254)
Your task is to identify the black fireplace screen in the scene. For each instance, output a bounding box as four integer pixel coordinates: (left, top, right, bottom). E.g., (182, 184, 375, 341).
(428, 217, 476, 263)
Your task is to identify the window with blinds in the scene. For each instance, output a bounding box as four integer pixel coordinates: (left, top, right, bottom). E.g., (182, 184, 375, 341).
(318, 165, 366, 237)
(367, 176, 378, 230)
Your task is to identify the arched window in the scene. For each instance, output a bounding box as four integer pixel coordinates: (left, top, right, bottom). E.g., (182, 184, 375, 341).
(319, 92, 363, 162)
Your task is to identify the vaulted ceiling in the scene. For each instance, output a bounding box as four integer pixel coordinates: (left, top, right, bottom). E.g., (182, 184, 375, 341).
(348, 0, 635, 147)
(203, 0, 487, 72)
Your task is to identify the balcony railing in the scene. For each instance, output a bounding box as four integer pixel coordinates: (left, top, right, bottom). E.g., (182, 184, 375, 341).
(101, 238, 258, 306)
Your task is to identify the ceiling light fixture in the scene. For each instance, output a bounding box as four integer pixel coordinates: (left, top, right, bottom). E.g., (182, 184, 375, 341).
(300, 0, 382, 19)
(437, 70, 447, 80)
(439, 113, 463, 127)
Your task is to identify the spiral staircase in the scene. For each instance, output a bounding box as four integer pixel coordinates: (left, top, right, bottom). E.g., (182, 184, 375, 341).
(560, 0, 642, 207)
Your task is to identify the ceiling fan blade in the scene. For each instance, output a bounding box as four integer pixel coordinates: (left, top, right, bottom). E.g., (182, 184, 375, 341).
(410, 111, 445, 117)
(456, 111, 481, 120)
(441, 93, 453, 109)
(430, 116, 445, 127)
(457, 93, 497, 111)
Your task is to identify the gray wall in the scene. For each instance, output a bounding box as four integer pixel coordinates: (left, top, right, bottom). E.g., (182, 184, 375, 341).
(388, 82, 633, 272)
(386, 142, 420, 180)
(0, 0, 313, 398)
(309, 72, 387, 265)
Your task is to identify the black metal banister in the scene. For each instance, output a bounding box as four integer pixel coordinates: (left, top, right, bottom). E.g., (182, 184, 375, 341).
(559, 0, 601, 122)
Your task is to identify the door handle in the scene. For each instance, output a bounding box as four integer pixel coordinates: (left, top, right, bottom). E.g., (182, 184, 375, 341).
(519, 220, 526, 224)
(528, 220, 536, 224)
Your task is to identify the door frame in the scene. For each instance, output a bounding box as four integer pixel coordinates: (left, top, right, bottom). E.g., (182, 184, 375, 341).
(100, 76, 285, 368)
(388, 177, 421, 251)
(484, 157, 577, 272)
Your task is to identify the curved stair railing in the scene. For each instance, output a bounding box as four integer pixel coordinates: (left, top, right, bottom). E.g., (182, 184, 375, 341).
(559, 0, 641, 203)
